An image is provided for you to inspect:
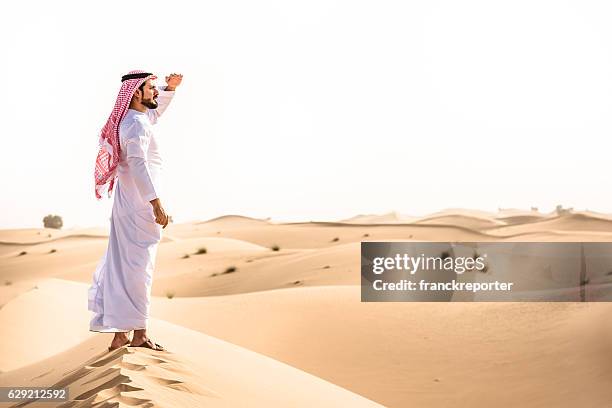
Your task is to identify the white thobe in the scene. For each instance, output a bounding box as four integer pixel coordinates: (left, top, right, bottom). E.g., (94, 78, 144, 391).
(88, 87, 175, 332)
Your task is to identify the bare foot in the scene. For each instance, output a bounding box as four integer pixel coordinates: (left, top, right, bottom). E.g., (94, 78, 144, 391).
(131, 329, 164, 350)
(130, 338, 165, 351)
(108, 332, 131, 351)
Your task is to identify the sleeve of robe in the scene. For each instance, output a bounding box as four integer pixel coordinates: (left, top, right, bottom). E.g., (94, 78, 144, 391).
(146, 85, 176, 125)
(125, 121, 158, 203)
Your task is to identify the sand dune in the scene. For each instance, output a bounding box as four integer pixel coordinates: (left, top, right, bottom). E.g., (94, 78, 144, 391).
(411, 213, 506, 230)
(493, 211, 551, 225)
(152, 242, 359, 297)
(0, 333, 382, 408)
(488, 212, 612, 236)
(0, 279, 382, 407)
(340, 211, 417, 224)
(494, 214, 549, 225)
(196, 214, 272, 226)
(0, 228, 108, 246)
(152, 286, 612, 407)
(3, 280, 612, 407)
(3, 208, 612, 407)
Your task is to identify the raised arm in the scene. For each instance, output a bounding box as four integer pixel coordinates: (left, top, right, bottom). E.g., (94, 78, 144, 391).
(147, 73, 183, 125)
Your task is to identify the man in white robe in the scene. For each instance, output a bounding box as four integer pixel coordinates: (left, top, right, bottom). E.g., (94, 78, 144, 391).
(89, 71, 183, 351)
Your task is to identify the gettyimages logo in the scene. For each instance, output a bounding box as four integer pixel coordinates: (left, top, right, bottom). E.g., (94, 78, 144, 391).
(371, 252, 487, 275)
(361, 242, 611, 302)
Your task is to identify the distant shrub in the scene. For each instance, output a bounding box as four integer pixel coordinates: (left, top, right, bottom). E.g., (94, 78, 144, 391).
(363, 233, 369, 237)
(49, 249, 57, 254)
(195, 247, 207, 255)
(43, 214, 63, 229)
(271, 245, 280, 251)
(323, 265, 331, 269)
(555, 204, 573, 215)
(166, 291, 175, 299)
(18, 251, 27, 256)
(4, 280, 11, 286)
(223, 266, 237, 274)
(331, 237, 339, 242)
(182, 254, 190, 259)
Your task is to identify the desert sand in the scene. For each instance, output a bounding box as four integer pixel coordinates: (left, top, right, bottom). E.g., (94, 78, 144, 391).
(1, 208, 612, 407)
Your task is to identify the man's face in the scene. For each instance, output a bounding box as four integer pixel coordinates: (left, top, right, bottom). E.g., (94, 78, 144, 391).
(139, 79, 159, 109)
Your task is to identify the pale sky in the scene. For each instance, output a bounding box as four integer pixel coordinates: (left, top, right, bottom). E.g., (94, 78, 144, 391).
(1, 0, 611, 229)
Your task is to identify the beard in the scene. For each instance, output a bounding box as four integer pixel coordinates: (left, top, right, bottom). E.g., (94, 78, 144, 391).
(142, 97, 158, 109)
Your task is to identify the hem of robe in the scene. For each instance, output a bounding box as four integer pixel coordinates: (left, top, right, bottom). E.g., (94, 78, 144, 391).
(89, 327, 146, 333)
(89, 313, 148, 332)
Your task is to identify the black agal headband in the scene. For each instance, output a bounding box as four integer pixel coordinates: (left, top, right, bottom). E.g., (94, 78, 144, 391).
(121, 72, 153, 82)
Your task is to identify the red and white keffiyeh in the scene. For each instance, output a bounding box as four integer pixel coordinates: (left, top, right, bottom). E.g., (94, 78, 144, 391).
(94, 70, 157, 199)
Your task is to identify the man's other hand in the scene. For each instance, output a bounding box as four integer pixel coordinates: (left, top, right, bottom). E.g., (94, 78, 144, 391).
(150, 198, 169, 228)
